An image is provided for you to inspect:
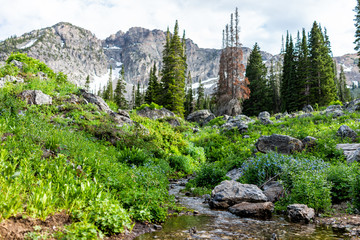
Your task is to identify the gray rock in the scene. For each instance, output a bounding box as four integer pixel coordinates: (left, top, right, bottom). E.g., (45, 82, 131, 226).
(209, 180, 268, 209)
(229, 202, 274, 219)
(258, 111, 273, 125)
(298, 113, 314, 119)
(255, 134, 303, 154)
(337, 125, 358, 141)
(323, 105, 344, 117)
(302, 136, 317, 149)
(10, 60, 24, 70)
(109, 111, 133, 127)
(346, 99, 360, 113)
(263, 181, 284, 203)
(0, 75, 24, 88)
(221, 114, 252, 132)
(347, 148, 360, 163)
(80, 89, 111, 113)
(137, 107, 175, 120)
(287, 204, 315, 223)
(336, 144, 360, 162)
(186, 110, 215, 125)
(226, 168, 243, 181)
(118, 109, 130, 119)
(165, 118, 181, 127)
(302, 105, 314, 113)
(19, 90, 52, 105)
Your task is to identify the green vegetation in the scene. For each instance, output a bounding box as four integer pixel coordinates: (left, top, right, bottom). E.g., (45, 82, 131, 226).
(1, 53, 360, 239)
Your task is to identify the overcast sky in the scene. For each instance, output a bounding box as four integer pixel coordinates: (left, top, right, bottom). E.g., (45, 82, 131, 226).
(0, 0, 356, 56)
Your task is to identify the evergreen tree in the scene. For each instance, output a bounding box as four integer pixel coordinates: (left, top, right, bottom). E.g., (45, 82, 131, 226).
(184, 71, 194, 116)
(338, 65, 351, 102)
(297, 29, 311, 106)
(159, 21, 187, 117)
(103, 66, 113, 101)
(355, 0, 360, 69)
(281, 33, 296, 111)
(114, 68, 128, 109)
(268, 60, 281, 113)
(130, 85, 135, 109)
(243, 43, 271, 116)
(308, 21, 337, 106)
(145, 63, 159, 104)
(196, 79, 205, 110)
(85, 75, 90, 91)
(135, 82, 142, 107)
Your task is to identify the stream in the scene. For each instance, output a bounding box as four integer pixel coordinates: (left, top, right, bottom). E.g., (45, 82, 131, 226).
(136, 179, 350, 240)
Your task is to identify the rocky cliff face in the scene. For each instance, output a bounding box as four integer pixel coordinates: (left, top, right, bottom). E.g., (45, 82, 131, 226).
(0, 22, 108, 86)
(0, 22, 358, 91)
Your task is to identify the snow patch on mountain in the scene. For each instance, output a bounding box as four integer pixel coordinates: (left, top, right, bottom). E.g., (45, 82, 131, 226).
(20, 39, 37, 49)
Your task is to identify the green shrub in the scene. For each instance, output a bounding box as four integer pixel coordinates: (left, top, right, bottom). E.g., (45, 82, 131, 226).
(136, 102, 163, 111)
(117, 147, 150, 166)
(55, 222, 102, 240)
(168, 155, 193, 174)
(329, 100, 343, 106)
(325, 164, 356, 203)
(351, 173, 360, 211)
(206, 116, 226, 127)
(189, 162, 228, 189)
(288, 171, 332, 213)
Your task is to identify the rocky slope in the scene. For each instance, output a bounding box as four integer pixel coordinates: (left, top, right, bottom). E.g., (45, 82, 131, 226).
(0, 22, 108, 86)
(0, 22, 358, 92)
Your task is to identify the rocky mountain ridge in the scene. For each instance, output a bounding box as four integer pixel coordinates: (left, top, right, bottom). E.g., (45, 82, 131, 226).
(0, 22, 358, 91)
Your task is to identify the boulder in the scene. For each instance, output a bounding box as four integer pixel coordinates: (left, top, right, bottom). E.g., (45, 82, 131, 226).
(298, 113, 314, 119)
(19, 90, 52, 105)
(323, 105, 344, 117)
(262, 181, 284, 203)
(137, 107, 175, 120)
(80, 89, 111, 113)
(165, 118, 181, 127)
(287, 204, 315, 223)
(229, 202, 274, 219)
(347, 148, 360, 163)
(118, 109, 130, 119)
(302, 105, 314, 113)
(337, 125, 358, 141)
(0, 75, 24, 88)
(221, 114, 253, 132)
(109, 111, 133, 127)
(336, 144, 360, 162)
(258, 111, 273, 125)
(346, 99, 360, 113)
(255, 134, 303, 154)
(302, 136, 317, 149)
(209, 180, 267, 209)
(226, 168, 243, 181)
(186, 110, 215, 125)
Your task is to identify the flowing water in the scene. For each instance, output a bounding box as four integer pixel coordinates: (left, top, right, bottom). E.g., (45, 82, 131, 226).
(136, 179, 350, 240)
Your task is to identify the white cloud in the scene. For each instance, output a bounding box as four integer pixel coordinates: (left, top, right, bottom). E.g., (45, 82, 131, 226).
(0, 0, 357, 56)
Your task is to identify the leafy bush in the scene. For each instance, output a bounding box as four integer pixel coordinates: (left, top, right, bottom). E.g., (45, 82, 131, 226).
(168, 155, 193, 174)
(288, 171, 332, 213)
(329, 100, 343, 106)
(189, 162, 229, 189)
(206, 116, 226, 126)
(136, 102, 163, 111)
(351, 172, 360, 211)
(117, 147, 150, 166)
(55, 222, 102, 240)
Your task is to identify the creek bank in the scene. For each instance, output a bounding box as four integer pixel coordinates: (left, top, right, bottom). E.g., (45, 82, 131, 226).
(136, 178, 354, 240)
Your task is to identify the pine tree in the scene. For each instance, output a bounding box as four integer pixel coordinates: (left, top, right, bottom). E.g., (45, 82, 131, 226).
(103, 66, 113, 101)
(355, 0, 360, 69)
(85, 75, 90, 91)
(268, 60, 281, 113)
(243, 43, 271, 116)
(159, 21, 187, 117)
(196, 79, 205, 110)
(308, 21, 336, 106)
(145, 63, 159, 104)
(184, 71, 194, 116)
(338, 65, 351, 102)
(135, 82, 142, 107)
(216, 8, 250, 116)
(114, 68, 128, 109)
(281, 33, 296, 111)
(297, 29, 311, 106)
(130, 85, 136, 109)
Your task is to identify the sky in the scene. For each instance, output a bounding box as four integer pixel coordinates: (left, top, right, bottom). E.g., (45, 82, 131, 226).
(0, 0, 357, 56)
